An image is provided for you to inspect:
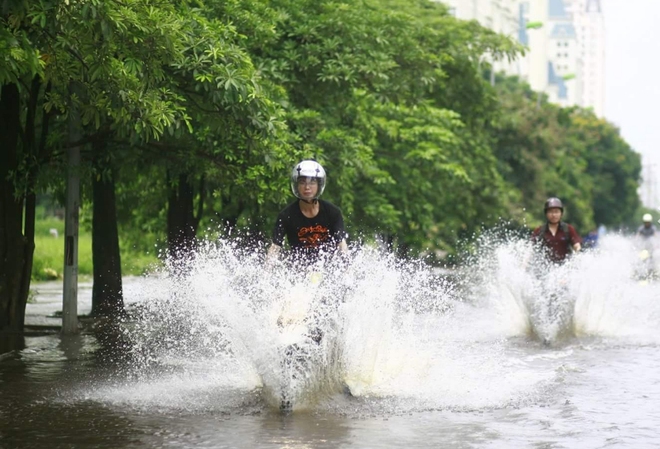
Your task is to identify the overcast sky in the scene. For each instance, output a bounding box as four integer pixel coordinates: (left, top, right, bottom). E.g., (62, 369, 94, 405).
(604, 0, 660, 205)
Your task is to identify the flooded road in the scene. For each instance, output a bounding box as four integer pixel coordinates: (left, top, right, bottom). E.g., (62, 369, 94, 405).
(1, 236, 659, 448)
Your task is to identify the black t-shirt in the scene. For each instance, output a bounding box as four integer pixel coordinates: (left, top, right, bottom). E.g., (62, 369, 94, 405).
(272, 199, 347, 258)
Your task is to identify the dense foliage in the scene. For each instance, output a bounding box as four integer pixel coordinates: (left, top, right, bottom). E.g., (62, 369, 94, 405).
(1, 0, 643, 326)
(491, 76, 641, 234)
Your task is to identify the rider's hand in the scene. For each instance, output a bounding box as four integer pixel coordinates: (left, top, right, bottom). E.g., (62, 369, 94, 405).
(265, 244, 282, 269)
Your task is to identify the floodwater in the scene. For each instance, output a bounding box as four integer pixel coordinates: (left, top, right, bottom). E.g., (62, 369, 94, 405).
(1, 235, 660, 448)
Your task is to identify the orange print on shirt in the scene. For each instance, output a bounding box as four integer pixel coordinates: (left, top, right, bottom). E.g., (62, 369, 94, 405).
(297, 225, 330, 248)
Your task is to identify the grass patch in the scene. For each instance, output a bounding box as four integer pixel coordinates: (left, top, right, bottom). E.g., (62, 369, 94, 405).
(32, 234, 93, 281)
(32, 217, 161, 281)
(35, 216, 65, 237)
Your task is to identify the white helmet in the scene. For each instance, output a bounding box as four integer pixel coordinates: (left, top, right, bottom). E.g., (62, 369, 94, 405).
(290, 160, 326, 199)
(643, 213, 653, 223)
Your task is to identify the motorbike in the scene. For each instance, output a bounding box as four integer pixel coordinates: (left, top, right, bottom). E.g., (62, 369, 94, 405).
(527, 267, 575, 346)
(270, 270, 345, 411)
(633, 242, 657, 284)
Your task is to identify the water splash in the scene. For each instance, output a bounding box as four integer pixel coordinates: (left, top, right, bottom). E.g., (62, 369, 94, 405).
(103, 241, 456, 412)
(571, 235, 660, 343)
(79, 232, 660, 415)
(462, 232, 660, 346)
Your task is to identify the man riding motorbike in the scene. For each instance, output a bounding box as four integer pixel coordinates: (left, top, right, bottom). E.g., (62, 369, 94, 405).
(635, 213, 658, 281)
(528, 198, 582, 345)
(531, 197, 582, 264)
(637, 213, 658, 239)
(267, 160, 348, 263)
(265, 160, 349, 410)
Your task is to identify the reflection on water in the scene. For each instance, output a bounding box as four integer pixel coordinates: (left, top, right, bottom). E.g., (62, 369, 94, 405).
(0, 334, 25, 359)
(1, 235, 660, 448)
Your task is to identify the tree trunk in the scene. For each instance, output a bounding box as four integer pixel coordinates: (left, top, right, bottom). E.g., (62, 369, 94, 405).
(20, 191, 36, 322)
(91, 141, 124, 317)
(167, 172, 202, 263)
(19, 78, 41, 332)
(0, 334, 25, 355)
(0, 83, 30, 333)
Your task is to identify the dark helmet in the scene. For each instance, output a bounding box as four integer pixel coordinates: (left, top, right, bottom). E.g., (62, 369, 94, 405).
(544, 197, 563, 212)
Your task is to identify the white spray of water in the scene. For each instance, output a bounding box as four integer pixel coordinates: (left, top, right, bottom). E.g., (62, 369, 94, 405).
(81, 233, 660, 414)
(462, 232, 660, 345)
(93, 242, 456, 412)
(571, 234, 660, 343)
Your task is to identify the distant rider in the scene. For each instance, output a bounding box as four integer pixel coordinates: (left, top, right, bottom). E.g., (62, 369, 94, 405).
(531, 197, 582, 264)
(637, 213, 657, 239)
(582, 229, 599, 250)
(267, 160, 348, 263)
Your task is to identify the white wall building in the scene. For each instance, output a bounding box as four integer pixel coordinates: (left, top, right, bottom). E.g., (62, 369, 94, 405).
(571, 0, 606, 116)
(441, 0, 606, 115)
(441, 0, 522, 78)
(546, 0, 580, 107)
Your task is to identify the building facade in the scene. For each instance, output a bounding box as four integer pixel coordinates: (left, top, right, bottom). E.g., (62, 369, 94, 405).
(572, 0, 606, 116)
(442, 0, 522, 77)
(441, 0, 605, 116)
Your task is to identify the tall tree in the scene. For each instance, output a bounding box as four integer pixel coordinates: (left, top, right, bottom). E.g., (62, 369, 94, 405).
(0, 83, 30, 331)
(0, 2, 50, 331)
(0, 0, 288, 328)
(569, 110, 641, 227)
(91, 140, 123, 317)
(238, 0, 522, 253)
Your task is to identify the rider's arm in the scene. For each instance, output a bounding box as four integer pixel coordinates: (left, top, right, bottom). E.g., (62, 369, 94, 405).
(265, 243, 282, 267)
(331, 205, 349, 255)
(568, 224, 582, 253)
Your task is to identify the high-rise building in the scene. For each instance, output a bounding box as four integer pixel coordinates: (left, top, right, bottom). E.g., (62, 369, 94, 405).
(571, 0, 605, 116)
(440, 0, 522, 79)
(521, 0, 550, 93)
(546, 0, 579, 106)
(440, 0, 606, 116)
